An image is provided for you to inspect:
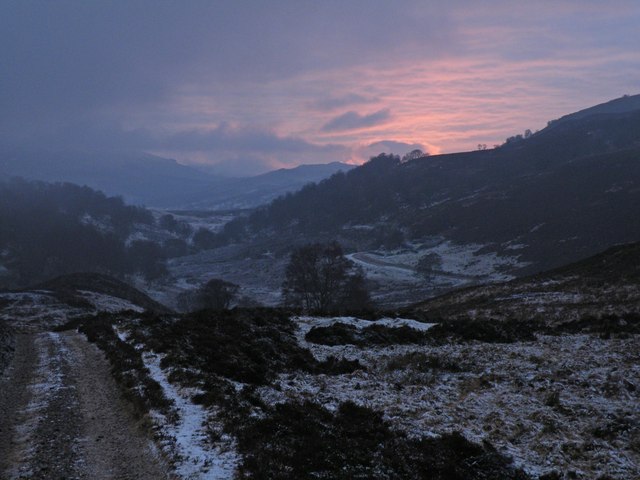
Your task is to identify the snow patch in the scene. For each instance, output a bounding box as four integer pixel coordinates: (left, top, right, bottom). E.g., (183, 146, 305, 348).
(0, 292, 82, 329)
(296, 316, 435, 336)
(495, 291, 586, 304)
(257, 333, 640, 479)
(425, 241, 524, 280)
(78, 291, 145, 313)
(338, 240, 531, 307)
(142, 352, 238, 480)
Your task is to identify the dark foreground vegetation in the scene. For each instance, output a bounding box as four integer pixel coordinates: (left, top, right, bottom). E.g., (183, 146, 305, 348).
(236, 400, 530, 480)
(305, 316, 540, 347)
(136, 308, 363, 385)
(0, 320, 14, 375)
(304, 312, 640, 349)
(63, 307, 534, 479)
(306, 322, 430, 346)
(58, 313, 172, 417)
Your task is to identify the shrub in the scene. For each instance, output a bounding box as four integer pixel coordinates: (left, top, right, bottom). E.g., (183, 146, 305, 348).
(139, 308, 358, 385)
(74, 313, 172, 416)
(305, 322, 428, 346)
(385, 352, 466, 373)
(235, 400, 531, 480)
(305, 322, 359, 345)
(426, 317, 539, 344)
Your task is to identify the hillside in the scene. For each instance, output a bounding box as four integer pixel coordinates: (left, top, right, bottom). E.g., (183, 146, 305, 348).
(409, 241, 640, 324)
(0, 179, 171, 287)
(550, 93, 640, 126)
(34, 272, 172, 314)
(0, 272, 172, 331)
(222, 95, 640, 280)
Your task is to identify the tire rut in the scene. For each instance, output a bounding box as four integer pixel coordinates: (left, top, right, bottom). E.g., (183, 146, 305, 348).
(0, 330, 171, 479)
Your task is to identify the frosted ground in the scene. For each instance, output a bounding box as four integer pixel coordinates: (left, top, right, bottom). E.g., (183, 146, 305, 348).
(255, 316, 640, 479)
(0, 291, 144, 330)
(143, 352, 239, 480)
(112, 314, 638, 479)
(2, 281, 637, 479)
(156, 239, 528, 309)
(126, 208, 529, 309)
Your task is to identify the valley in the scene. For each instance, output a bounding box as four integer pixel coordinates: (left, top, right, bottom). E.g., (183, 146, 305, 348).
(0, 239, 638, 479)
(0, 96, 639, 479)
(3, 3, 640, 478)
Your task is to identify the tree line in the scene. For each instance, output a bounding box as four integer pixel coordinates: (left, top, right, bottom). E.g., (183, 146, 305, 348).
(0, 179, 166, 287)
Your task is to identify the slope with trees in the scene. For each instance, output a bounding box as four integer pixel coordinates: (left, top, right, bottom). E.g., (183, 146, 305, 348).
(0, 179, 166, 287)
(217, 95, 640, 276)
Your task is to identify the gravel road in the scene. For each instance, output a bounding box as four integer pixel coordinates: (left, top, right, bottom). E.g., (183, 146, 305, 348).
(0, 330, 171, 479)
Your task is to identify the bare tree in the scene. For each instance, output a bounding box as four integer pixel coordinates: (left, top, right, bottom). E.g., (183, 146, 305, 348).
(401, 149, 427, 162)
(178, 278, 239, 311)
(282, 242, 370, 313)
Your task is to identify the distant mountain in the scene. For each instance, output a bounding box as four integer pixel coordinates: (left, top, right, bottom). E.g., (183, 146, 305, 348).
(409, 241, 640, 325)
(0, 148, 226, 207)
(183, 162, 355, 210)
(0, 147, 352, 209)
(222, 94, 640, 277)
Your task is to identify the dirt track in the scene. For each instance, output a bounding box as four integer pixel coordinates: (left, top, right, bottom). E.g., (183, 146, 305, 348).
(0, 331, 170, 479)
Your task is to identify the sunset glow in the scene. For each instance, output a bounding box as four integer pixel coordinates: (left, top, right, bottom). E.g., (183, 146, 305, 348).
(1, 1, 639, 174)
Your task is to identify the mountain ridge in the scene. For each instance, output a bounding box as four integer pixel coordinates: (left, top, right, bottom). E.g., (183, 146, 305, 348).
(0, 147, 354, 209)
(550, 93, 640, 127)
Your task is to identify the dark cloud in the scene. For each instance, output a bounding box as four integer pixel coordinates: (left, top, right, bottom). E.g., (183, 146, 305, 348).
(0, 1, 454, 173)
(3, 118, 349, 174)
(1, 1, 638, 174)
(159, 124, 344, 155)
(0, 1, 451, 126)
(321, 109, 392, 132)
(311, 94, 378, 111)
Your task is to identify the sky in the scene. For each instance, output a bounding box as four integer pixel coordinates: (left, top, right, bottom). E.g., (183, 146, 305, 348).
(1, 1, 639, 176)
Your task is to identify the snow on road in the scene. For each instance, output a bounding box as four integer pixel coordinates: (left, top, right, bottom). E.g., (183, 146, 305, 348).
(0, 331, 170, 479)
